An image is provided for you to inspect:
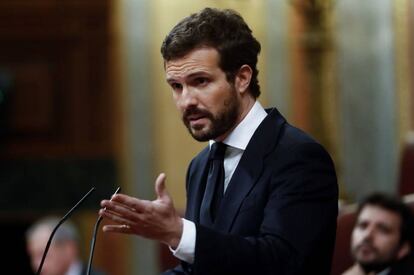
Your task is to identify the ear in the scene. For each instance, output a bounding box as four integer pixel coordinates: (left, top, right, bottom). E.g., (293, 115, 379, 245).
(234, 65, 253, 94)
(397, 241, 411, 260)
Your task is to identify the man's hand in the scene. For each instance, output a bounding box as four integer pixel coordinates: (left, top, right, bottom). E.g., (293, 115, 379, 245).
(99, 173, 183, 248)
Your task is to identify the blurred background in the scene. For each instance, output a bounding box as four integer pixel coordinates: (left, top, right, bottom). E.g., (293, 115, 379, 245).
(0, 0, 413, 274)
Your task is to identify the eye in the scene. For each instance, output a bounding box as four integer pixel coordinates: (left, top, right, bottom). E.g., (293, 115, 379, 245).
(356, 221, 368, 230)
(377, 224, 392, 234)
(170, 82, 183, 91)
(194, 77, 208, 86)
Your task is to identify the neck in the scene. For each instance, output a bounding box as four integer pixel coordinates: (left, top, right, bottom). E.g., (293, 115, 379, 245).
(238, 96, 255, 123)
(215, 96, 255, 142)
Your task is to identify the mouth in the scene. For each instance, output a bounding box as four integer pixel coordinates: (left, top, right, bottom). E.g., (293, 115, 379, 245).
(187, 115, 208, 128)
(184, 109, 211, 128)
(356, 244, 377, 256)
(187, 113, 204, 120)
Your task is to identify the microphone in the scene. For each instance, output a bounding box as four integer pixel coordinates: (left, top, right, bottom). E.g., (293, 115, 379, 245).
(86, 186, 121, 275)
(35, 187, 96, 275)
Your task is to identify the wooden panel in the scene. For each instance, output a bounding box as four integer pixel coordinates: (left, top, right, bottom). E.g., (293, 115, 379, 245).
(399, 140, 414, 196)
(0, 0, 114, 159)
(0, 2, 125, 275)
(2, 62, 54, 134)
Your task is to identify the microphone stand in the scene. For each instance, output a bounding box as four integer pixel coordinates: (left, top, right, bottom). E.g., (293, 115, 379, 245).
(86, 187, 121, 275)
(36, 187, 96, 275)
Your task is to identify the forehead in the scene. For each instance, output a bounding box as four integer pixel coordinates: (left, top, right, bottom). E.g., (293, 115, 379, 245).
(358, 205, 402, 229)
(28, 226, 52, 248)
(165, 47, 221, 81)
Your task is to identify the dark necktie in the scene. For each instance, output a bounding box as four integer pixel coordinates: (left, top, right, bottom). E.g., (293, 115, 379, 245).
(200, 142, 227, 227)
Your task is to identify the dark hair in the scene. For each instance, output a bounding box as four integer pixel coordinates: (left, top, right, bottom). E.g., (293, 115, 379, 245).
(357, 193, 414, 246)
(161, 7, 261, 98)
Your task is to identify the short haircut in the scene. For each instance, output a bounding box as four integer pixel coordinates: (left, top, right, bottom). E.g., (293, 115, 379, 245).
(357, 193, 414, 247)
(161, 7, 262, 98)
(26, 216, 79, 244)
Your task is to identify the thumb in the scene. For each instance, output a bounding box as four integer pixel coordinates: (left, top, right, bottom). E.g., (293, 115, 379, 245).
(155, 173, 170, 202)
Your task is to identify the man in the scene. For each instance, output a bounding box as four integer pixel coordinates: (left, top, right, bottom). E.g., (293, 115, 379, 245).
(342, 193, 414, 275)
(100, 7, 338, 275)
(26, 216, 104, 275)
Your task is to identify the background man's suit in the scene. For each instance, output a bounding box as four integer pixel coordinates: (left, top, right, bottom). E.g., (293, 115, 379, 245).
(168, 107, 338, 275)
(387, 254, 414, 275)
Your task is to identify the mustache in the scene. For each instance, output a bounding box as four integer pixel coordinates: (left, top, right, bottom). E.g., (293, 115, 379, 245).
(182, 107, 213, 120)
(355, 240, 378, 253)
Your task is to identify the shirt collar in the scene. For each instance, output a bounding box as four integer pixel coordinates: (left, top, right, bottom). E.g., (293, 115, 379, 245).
(377, 268, 391, 275)
(209, 101, 267, 150)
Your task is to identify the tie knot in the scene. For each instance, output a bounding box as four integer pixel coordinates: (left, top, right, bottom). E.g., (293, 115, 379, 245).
(209, 142, 227, 161)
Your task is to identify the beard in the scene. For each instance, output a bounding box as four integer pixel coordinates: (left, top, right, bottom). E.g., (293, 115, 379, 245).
(359, 262, 393, 274)
(352, 242, 399, 274)
(182, 88, 240, 142)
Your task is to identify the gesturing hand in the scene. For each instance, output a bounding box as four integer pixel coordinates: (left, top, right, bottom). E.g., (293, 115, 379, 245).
(99, 173, 183, 248)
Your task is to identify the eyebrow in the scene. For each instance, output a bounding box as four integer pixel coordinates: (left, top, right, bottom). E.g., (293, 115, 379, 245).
(166, 71, 211, 83)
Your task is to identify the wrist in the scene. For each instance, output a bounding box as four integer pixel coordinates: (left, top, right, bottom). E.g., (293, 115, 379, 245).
(167, 217, 183, 248)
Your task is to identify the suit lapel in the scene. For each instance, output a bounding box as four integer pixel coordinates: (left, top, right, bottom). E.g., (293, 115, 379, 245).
(185, 147, 210, 223)
(213, 108, 286, 232)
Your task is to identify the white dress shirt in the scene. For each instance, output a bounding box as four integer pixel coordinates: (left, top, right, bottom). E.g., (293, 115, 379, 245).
(171, 101, 268, 263)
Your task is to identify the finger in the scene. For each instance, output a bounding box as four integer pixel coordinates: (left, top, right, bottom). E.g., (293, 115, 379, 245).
(102, 224, 133, 234)
(99, 202, 138, 223)
(109, 194, 149, 213)
(100, 208, 139, 226)
(99, 205, 130, 223)
(155, 173, 170, 202)
(101, 199, 138, 215)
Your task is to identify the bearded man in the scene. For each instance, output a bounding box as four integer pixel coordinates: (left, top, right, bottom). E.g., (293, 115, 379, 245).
(343, 193, 414, 275)
(100, 7, 338, 275)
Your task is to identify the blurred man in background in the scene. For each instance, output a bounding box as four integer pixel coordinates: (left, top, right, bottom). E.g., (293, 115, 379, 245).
(26, 216, 104, 275)
(343, 193, 414, 275)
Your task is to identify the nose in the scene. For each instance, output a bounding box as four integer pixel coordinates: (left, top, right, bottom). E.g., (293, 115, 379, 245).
(361, 226, 375, 241)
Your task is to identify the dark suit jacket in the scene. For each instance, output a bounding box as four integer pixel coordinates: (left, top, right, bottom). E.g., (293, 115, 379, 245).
(164, 108, 338, 275)
(388, 254, 414, 275)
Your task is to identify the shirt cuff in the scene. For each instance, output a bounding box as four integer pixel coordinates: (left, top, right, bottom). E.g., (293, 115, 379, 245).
(169, 218, 195, 264)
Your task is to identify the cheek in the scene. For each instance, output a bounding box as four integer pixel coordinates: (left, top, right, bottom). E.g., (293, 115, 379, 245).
(30, 255, 40, 269)
(28, 248, 43, 266)
(351, 229, 362, 245)
(377, 235, 399, 250)
(172, 95, 185, 112)
(174, 100, 182, 112)
(205, 87, 233, 110)
(172, 92, 180, 105)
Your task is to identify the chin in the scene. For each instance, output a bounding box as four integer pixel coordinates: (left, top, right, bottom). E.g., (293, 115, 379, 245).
(191, 128, 218, 142)
(187, 125, 209, 141)
(188, 121, 230, 142)
(190, 132, 211, 142)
